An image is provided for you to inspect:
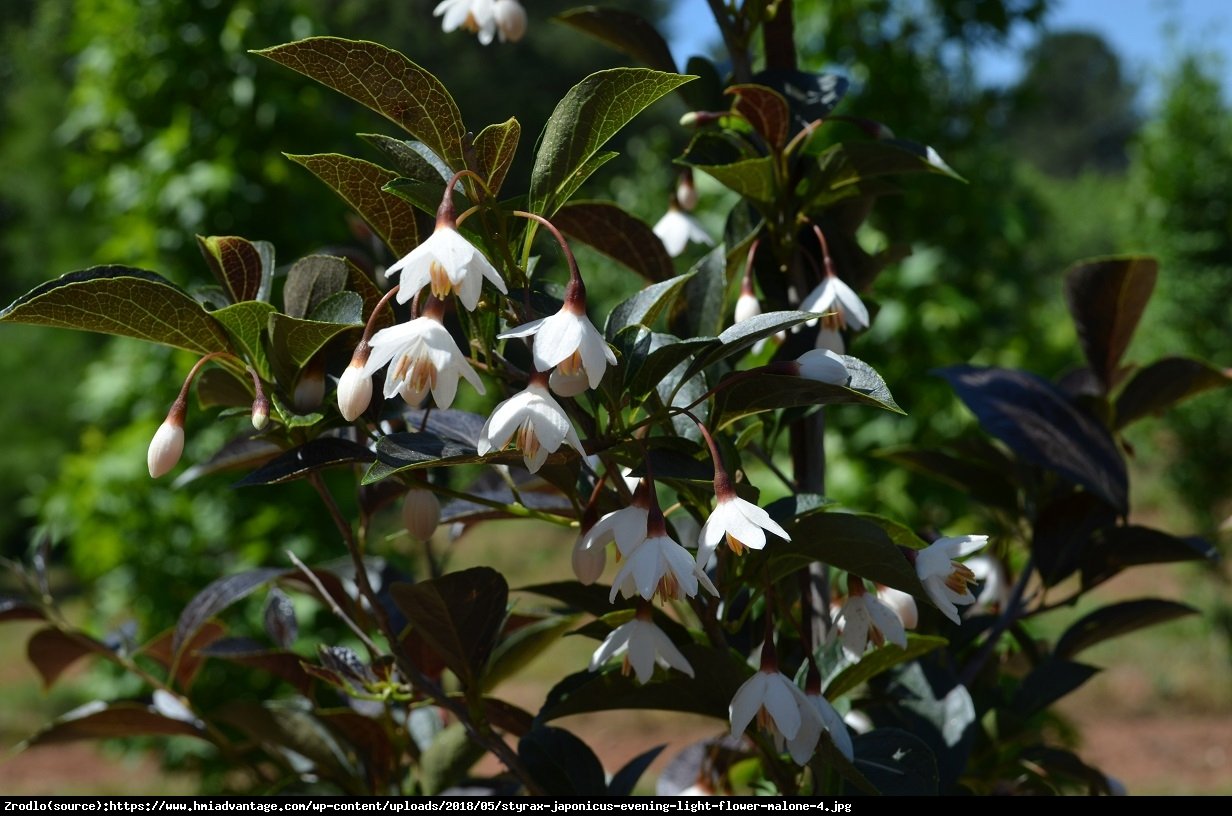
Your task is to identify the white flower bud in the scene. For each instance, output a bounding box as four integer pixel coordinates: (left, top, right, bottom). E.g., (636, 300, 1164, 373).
(794, 349, 848, 384)
(493, 0, 527, 43)
(293, 367, 325, 413)
(337, 360, 373, 422)
(675, 176, 698, 212)
(147, 418, 185, 478)
(402, 488, 441, 542)
(572, 535, 606, 585)
(734, 291, 761, 324)
(251, 397, 270, 431)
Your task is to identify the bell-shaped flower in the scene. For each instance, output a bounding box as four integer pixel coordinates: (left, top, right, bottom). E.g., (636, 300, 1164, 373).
(336, 353, 374, 422)
(433, 0, 497, 44)
(147, 416, 185, 478)
(729, 670, 821, 766)
(364, 314, 485, 409)
(964, 554, 1009, 618)
(836, 582, 908, 660)
(800, 273, 869, 332)
(915, 534, 989, 624)
(653, 204, 713, 257)
(476, 374, 585, 472)
(572, 487, 651, 585)
(492, 0, 527, 42)
(588, 612, 693, 685)
(697, 494, 790, 570)
(610, 511, 717, 604)
(877, 584, 919, 630)
(386, 222, 507, 311)
(803, 690, 854, 762)
(500, 305, 616, 391)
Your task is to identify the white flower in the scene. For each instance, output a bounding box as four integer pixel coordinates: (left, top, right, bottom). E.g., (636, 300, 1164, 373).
(386, 225, 507, 311)
(548, 367, 590, 397)
(800, 274, 869, 331)
(653, 206, 713, 257)
(572, 534, 607, 585)
(588, 617, 693, 684)
(433, 0, 496, 44)
(364, 316, 485, 409)
(500, 307, 616, 390)
(877, 585, 919, 630)
(336, 358, 373, 421)
(729, 670, 821, 766)
(793, 348, 849, 384)
(804, 691, 854, 762)
(476, 378, 585, 472)
(492, 0, 527, 42)
(573, 501, 649, 585)
(815, 326, 845, 354)
(697, 495, 790, 570)
(964, 554, 1009, 618)
(147, 418, 185, 478)
(402, 488, 441, 542)
(915, 535, 988, 625)
(610, 529, 717, 603)
(836, 591, 908, 660)
(734, 290, 761, 324)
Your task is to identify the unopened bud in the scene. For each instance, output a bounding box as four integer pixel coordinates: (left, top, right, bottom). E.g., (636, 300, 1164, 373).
(675, 170, 698, 212)
(251, 396, 270, 431)
(679, 111, 724, 128)
(337, 349, 373, 422)
(293, 359, 326, 413)
(148, 412, 185, 478)
(734, 291, 761, 324)
(493, 0, 527, 43)
(402, 488, 441, 541)
(572, 536, 606, 585)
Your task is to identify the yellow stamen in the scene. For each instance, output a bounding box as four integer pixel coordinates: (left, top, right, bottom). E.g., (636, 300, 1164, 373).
(429, 261, 452, 299)
(725, 532, 746, 556)
(944, 562, 977, 595)
(620, 655, 633, 677)
(869, 625, 885, 648)
(655, 572, 681, 603)
(408, 357, 437, 395)
(557, 349, 584, 377)
(516, 419, 540, 461)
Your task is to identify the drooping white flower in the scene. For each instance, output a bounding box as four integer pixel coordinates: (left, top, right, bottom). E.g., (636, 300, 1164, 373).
(697, 495, 790, 570)
(877, 584, 919, 630)
(836, 587, 908, 660)
(653, 205, 713, 257)
(364, 315, 485, 409)
(964, 554, 1009, 618)
(609, 515, 717, 604)
(336, 354, 373, 422)
(433, 0, 497, 44)
(803, 690, 854, 762)
(476, 375, 585, 473)
(914, 535, 989, 625)
(588, 614, 694, 684)
(729, 670, 821, 766)
(500, 307, 616, 390)
(147, 417, 185, 478)
(800, 274, 869, 331)
(572, 490, 651, 585)
(386, 224, 507, 311)
(492, 0, 527, 42)
(791, 348, 849, 384)
(402, 488, 441, 542)
(549, 367, 590, 397)
(815, 326, 845, 354)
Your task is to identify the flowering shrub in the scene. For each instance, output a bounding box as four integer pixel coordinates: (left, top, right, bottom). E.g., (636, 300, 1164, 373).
(1, 2, 1226, 796)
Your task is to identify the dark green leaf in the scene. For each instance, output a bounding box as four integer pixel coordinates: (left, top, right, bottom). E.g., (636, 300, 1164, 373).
(515, 582, 633, 617)
(620, 328, 714, 398)
(211, 301, 275, 378)
(196, 368, 256, 410)
(287, 153, 421, 256)
(938, 365, 1127, 514)
(309, 290, 363, 324)
(255, 37, 465, 168)
(680, 133, 776, 204)
(1114, 355, 1231, 428)
(1080, 525, 1218, 589)
(0, 267, 232, 354)
(809, 141, 962, 206)
(173, 568, 285, 654)
(681, 56, 724, 110)
(360, 134, 451, 183)
(20, 702, 206, 749)
(1064, 256, 1158, 391)
(608, 744, 666, 795)
(548, 150, 619, 210)
(196, 235, 267, 304)
(682, 310, 818, 382)
(234, 438, 374, 487)
(554, 201, 673, 282)
(848, 728, 938, 795)
(825, 635, 948, 699)
(283, 256, 349, 319)
(473, 117, 521, 196)
(518, 725, 607, 796)
(26, 628, 111, 690)
(714, 357, 904, 425)
(389, 567, 508, 689)
(530, 68, 694, 214)
(555, 8, 676, 74)
(1011, 658, 1099, 717)
(267, 311, 360, 375)
(420, 722, 486, 795)
(753, 69, 848, 132)
(877, 445, 1020, 513)
(670, 246, 729, 341)
(1055, 599, 1198, 660)
(483, 615, 578, 693)
(727, 83, 790, 148)
(763, 493, 834, 526)
(604, 272, 694, 339)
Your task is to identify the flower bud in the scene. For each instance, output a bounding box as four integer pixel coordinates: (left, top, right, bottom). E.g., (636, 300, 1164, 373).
(402, 488, 441, 542)
(793, 348, 848, 384)
(293, 360, 326, 413)
(493, 0, 527, 43)
(735, 291, 761, 324)
(675, 170, 698, 212)
(147, 415, 185, 478)
(251, 396, 270, 431)
(337, 354, 373, 422)
(572, 535, 606, 585)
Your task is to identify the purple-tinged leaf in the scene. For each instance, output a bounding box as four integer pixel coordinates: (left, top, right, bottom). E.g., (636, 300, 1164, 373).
(753, 69, 848, 131)
(26, 628, 111, 690)
(1114, 355, 1231, 428)
(727, 83, 790, 148)
(1063, 256, 1158, 391)
(519, 725, 607, 796)
(197, 638, 312, 694)
(141, 621, 226, 691)
(263, 588, 298, 649)
(608, 744, 666, 796)
(1080, 525, 1218, 590)
(196, 235, 267, 304)
(234, 437, 375, 487)
(1055, 599, 1198, 660)
(1011, 658, 1099, 717)
(554, 201, 673, 283)
(172, 436, 282, 487)
(472, 118, 521, 196)
(173, 569, 284, 654)
(0, 598, 45, 624)
(20, 701, 206, 749)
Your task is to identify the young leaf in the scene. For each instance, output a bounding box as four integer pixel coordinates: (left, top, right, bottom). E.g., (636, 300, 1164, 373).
(388, 567, 509, 689)
(554, 8, 676, 74)
(753, 69, 849, 132)
(472, 117, 521, 196)
(1054, 599, 1198, 660)
(518, 725, 608, 796)
(727, 83, 790, 148)
(1063, 256, 1158, 391)
(0, 267, 232, 354)
(196, 235, 268, 304)
(26, 628, 112, 690)
(554, 201, 673, 282)
(211, 301, 276, 378)
(529, 68, 694, 215)
(255, 38, 466, 169)
(20, 701, 206, 749)
(938, 365, 1128, 514)
(1114, 355, 1231, 428)
(604, 272, 694, 339)
(287, 153, 421, 257)
(234, 438, 375, 487)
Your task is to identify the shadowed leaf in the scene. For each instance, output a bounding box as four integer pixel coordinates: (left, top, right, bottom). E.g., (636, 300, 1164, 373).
(754, 69, 848, 132)
(715, 357, 903, 425)
(825, 635, 948, 699)
(26, 628, 111, 690)
(727, 83, 790, 147)
(1011, 659, 1099, 717)
(608, 744, 666, 795)
(681, 132, 777, 204)
(174, 569, 284, 654)
(212, 301, 275, 378)
(0, 599, 45, 624)
(284, 256, 349, 319)
(1064, 256, 1158, 391)
(234, 437, 375, 487)
(263, 589, 298, 649)
(555, 8, 676, 74)
(555, 201, 673, 282)
(519, 725, 607, 796)
(361, 134, 452, 183)
(198, 638, 313, 694)
(20, 702, 206, 749)
(1080, 525, 1218, 589)
(1055, 599, 1198, 660)
(1114, 355, 1231, 427)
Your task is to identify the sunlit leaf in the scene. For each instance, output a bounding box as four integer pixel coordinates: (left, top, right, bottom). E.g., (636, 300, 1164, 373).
(211, 301, 275, 378)
(287, 153, 421, 257)
(604, 272, 694, 339)
(473, 117, 521, 196)
(196, 235, 269, 304)
(554, 201, 673, 282)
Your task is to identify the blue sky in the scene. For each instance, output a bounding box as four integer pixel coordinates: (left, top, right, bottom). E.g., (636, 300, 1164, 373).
(666, 0, 1232, 105)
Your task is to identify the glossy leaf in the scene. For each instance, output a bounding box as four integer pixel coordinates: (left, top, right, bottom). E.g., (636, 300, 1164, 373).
(389, 567, 508, 689)
(529, 68, 694, 214)
(364, 431, 483, 484)
(173, 568, 285, 654)
(1080, 525, 1218, 589)
(554, 201, 673, 282)
(727, 83, 790, 147)
(26, 628, 111, 690)
(234, 438, 373, 487)
(825, 635, 948, 699)
(848, 728, 938, 795)
(196, 235, 267, 304)
(519, 725, 607, 796)
(0, 267, 231, 354)
(401, 408, 487, 446)
(1055, 599, 1198, 660)
(255, 37, 466, 168)
(1114, 355, 1231, 428)
(555, 8, 676, 74)
(267, 311, 360, 375)
(283, 256, 348, 319)
(671, 247, 728, 341)
(360, 134, 452, 183)
(211, 301, 275, 378)
(604, 272, 694, 339)
(714, 358, 904, 425)
(20, 701, 206, 749)
(938, 365, 1128, 513)
(620, 328, 714, 398)
(680, 133, 776, 204)
(287, 153, 421, 257)
(1064, 256, 1158, 391)
(681, 310, 818, 382)
(473, 117, 521, 196)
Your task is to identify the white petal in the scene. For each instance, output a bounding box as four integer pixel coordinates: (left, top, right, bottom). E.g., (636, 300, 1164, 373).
(923, 579, 962, 625)
(588, 625, 631, 672)
(498, 317, 546, 340)
(736, 499, 790, 542)
(478, 391, 533, 454)
(649, 625, 694, 678)
(811, 695, 854, 762)
(729, 672, 769, 738)
(831, 276, 869, 330)
(866, 595, 908, 648)
(762, 675, 802, 740)
(533, 311, 585, 370)
(576, 323, 613, 388)
(786, 699, 823, 765)
(625, 621, 658, 684)
(941, 534, 988, 559)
